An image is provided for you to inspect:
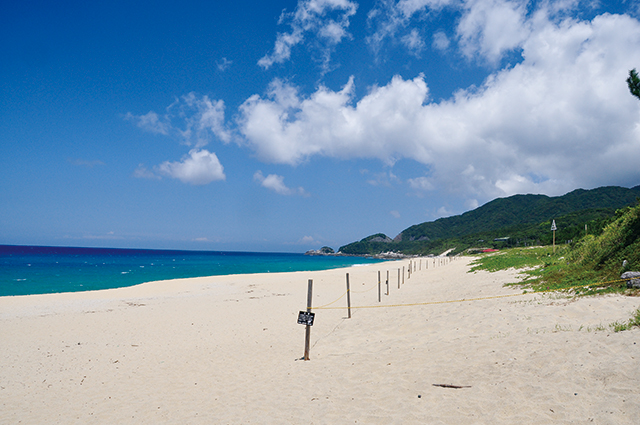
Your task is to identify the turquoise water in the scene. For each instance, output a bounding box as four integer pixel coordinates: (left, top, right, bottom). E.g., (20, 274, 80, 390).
(0, 245, 384, 297)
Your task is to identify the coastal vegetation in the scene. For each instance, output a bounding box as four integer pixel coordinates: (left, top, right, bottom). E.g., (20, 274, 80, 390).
(470, 201, 640, 330)
(471, 201, 640, 293)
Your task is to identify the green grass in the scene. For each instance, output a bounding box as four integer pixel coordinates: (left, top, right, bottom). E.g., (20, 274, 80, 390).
(469, 246, 629, 295)
(469, 202, 640, 297)
(467, 204, 640, 332)
(611, 308, 640, 332)
(469, 246, 551, 274)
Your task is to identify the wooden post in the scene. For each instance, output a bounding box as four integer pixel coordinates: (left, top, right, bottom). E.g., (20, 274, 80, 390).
(304, 279, 313, 361)
(398, 268, 400, 289)
(346, 273, 351, 319)
(402, 266, 405, 284)
(378, 271, 381, 302)
(386, 270, 389, 296)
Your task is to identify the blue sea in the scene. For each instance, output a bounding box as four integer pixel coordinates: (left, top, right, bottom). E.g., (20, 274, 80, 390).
(0, 245, 384, 297)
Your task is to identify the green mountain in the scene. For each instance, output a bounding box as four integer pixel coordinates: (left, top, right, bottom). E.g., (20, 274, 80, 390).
(339, 185, 640, 255)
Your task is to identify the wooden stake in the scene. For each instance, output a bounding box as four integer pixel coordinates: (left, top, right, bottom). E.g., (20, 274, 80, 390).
(346, 273, 351, 319)
(304, 279, 313, 361)
(398, 268, 400, 289)
(402, 266, 405, 284)
(378, 271, 381, 302)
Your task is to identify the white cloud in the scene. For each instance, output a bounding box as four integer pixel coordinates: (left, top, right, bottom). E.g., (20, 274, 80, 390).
(437, 206, 452, 217)
(465, 198, 479, 210)
(177, 93, 232, 146)
(432, 31, 450, 50)
(390, 210, 401, 218)
(367, 171, 400, 186)
(133, 164, 161, 180)
(253, 171, 309, 196)
(456, 0, 530, 63)
(402, 28, 425, 54)
(408, 176, 434, 191)
(238, 75, 428, 165)
(127, 93, 231, 146)
(125, 111, 170, 135)
(238, 12, 640, 202)
(367, 0, 455, 55)
(217, 57, 232, 71)
(366, 0, 583, 64)
(155, 149, 226, 185)
(258, 0, 358, 71)
(298, 235, 318, 245)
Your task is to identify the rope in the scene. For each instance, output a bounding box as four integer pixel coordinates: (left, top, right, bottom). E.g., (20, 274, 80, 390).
(314, 289, 349, 310)
(350, 282, 379, 294)
(312, 277, 631, 311)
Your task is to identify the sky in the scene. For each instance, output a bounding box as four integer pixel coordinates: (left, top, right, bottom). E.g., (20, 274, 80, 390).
(2, 0, 640, 253)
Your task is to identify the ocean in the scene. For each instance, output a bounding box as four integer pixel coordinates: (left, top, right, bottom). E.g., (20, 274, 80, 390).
(0, 245, 385, 297)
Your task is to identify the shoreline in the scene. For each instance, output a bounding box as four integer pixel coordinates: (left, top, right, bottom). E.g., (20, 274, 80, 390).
(1, 257, 639, 423)
(0, 247, 388, 298)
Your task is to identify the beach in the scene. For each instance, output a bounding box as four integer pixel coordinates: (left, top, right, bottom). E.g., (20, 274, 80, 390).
(1, 257, 639, 424)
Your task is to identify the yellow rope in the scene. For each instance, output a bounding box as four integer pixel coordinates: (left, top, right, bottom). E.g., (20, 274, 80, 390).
(314, 290, 349, 310)
(312, 278, 631, 311)
(350, 282, 379, 294)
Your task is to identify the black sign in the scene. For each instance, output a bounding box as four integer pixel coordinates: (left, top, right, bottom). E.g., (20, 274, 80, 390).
(297, 311, 315, 326)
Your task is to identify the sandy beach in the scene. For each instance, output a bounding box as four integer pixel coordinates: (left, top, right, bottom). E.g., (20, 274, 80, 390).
(1, 256, 639, 424)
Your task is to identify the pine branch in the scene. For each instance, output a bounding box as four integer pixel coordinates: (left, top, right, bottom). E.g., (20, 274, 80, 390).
(628, 69, 640, 100)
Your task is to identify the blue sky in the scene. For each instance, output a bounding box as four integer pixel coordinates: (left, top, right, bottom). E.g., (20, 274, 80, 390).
(2, 0, 640, 252)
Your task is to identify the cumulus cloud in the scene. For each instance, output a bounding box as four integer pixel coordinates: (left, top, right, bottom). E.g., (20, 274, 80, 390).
(127, 93, 231, 147)
(238, 12, 640, 201)
(258, 0, 358, 71)
(238, 75, 427, 165)
(145, 149, 226, 185)
(253, 171, 309, 196)
(456, 0, 531, 63)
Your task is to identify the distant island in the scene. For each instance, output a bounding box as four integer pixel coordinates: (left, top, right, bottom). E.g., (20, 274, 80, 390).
(307, 185, 640, 257)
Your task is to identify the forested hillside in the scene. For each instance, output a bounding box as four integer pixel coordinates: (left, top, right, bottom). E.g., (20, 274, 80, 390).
(339, 186, 640, 255)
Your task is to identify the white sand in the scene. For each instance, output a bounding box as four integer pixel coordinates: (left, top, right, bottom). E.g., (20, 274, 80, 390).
(1, 257, 639, 424)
